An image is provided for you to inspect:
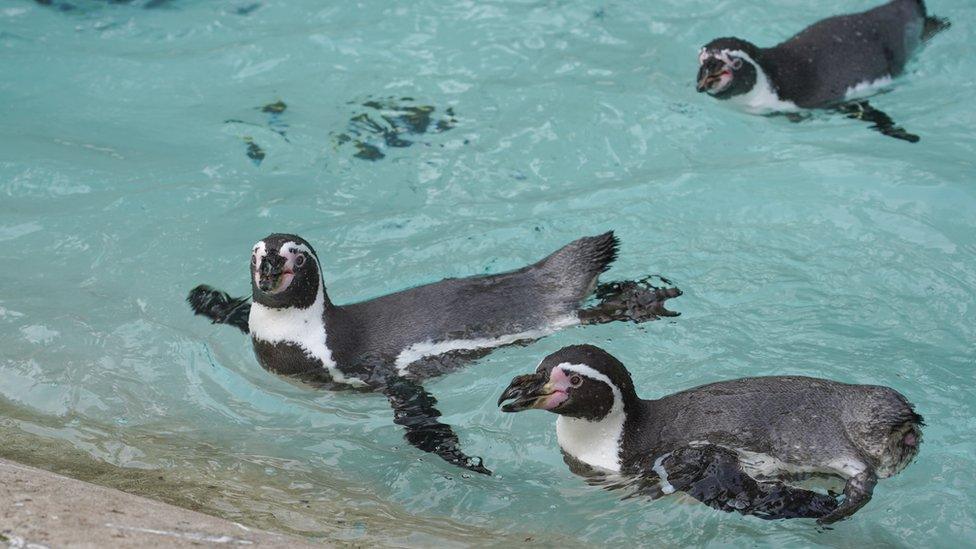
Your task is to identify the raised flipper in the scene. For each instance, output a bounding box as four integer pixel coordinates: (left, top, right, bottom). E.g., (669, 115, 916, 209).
(655, 445, 839, 520)
(816, 469, 877, 525)
(923, 16, 951, 42)
(837, 101, 920, 143)
(187, 285, 251, 334)
(579, 276, 682, 324)
(382, 376, 492, 476)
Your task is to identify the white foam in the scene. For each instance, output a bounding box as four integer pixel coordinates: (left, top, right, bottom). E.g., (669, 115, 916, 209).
(843, 75, 893, 101)
(393, 315, 579, 375)
(554, 362, 625, 472)
(652, 452, 675, 494)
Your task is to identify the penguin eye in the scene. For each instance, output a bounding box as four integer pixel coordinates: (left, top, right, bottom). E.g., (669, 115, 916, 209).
(294, 254, 306, 268)
(730, 57, 743, 70)
(569, 375, 583, 387)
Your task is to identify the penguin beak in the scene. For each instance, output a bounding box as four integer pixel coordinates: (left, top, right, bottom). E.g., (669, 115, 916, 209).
(696, 67, 711, 93)
(498, 370, 571, 412)
(696, 60, 731, 94)
(256, 254, 293, 293)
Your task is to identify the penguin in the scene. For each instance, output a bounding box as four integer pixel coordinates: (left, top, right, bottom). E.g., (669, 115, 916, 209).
(696, 0, 950, 142)
(499, 345, 923, 524)
(188, 233, 681, 475)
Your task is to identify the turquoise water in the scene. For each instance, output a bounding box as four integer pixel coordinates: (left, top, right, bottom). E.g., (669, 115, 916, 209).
(2, 0, 975, 545)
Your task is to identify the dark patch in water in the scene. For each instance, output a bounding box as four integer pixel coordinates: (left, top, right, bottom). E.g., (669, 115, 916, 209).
(243, 137, 265, 166)
(261, 100, 287, 114)
(354, 141, 385, 161)
(333, 97, 459, 161)
(224, 100, 290, 166)
(35, 0, 172, 10)
(235, 2, 261, 15)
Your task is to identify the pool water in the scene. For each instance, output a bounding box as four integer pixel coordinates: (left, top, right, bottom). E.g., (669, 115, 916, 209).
(2, 0, 975, 545)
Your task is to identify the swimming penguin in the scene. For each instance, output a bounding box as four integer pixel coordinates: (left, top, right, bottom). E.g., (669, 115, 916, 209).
(188, 233, 681, 475)
(696, 0, 950, 142)
(499, 345, 922, 523)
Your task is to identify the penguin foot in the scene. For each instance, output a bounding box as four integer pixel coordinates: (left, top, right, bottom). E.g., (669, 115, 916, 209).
(187, 285, 251, 334)
(660, 445, 839, 520)
(838, 101, 920, 143)
(816, 469, 877, 525)
(384, 377, 493, 476)
(581, 276, 681, 324)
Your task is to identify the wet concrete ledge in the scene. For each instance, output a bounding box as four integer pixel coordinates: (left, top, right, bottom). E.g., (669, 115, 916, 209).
(0, 459, 317, 548)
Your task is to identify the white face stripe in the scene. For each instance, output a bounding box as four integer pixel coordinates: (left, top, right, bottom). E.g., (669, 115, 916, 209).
(699, 47, 736, 66)
(278, 241, 313, 258)
(252, 241, 267, 288)
(252, 240, 321, 294)
(556, 362, 620, 396)
(554, 362, 626, 472)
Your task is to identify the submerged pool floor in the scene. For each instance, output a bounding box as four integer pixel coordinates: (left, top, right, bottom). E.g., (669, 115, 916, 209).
(1, 0, 975, 546)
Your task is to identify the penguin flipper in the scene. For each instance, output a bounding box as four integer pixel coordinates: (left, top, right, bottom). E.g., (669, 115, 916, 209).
(922, 16, 950, 42)
(816, 469, 877, 525)
(187, 285, 251, 334)
(579, 276, 681, 324)
(382, 377, 492, 476)
(659, 445, 839, 520)
(837, 101, 920, 143)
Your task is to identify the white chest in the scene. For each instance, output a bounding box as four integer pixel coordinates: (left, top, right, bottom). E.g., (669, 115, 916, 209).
(248, 289, 364, 387)
(728, 79, 799, 114)
(719, 51, 799, 114)
(555, 412, 625, 473)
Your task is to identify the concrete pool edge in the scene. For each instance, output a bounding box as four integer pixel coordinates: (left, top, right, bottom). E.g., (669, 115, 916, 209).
(0, 458, 319, 548)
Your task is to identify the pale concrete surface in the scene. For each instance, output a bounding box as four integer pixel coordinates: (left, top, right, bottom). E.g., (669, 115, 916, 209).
(0, 459, 319, 548)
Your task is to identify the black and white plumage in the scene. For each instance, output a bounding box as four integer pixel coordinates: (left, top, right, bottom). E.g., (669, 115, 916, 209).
(696, 0, 950, 142)
(188, 233, 681, 475)
(499, 345, 923, 524)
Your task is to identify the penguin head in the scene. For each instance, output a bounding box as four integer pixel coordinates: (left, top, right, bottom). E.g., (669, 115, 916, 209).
(250, 233, 322, 309)
(696, 38, 760, 99)
(498, 345, 638, 420)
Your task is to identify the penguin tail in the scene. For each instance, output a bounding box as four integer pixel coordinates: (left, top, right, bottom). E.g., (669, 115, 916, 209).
(878, 408, 923, 478)
(854, 389, 924, 478)
(922, 15, 951, 42)
(532, 231, 619, 304)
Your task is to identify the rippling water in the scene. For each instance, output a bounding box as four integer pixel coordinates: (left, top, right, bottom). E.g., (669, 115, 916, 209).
(1, 0, 974, 545)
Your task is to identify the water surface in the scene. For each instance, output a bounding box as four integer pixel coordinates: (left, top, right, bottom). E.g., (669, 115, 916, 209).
(1, 0, 974, 546)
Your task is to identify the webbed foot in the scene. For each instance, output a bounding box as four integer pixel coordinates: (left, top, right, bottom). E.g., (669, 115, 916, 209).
(837, 101, 920, 143)
(580, 276, 681, 324)
(384, 377, 492, 476)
